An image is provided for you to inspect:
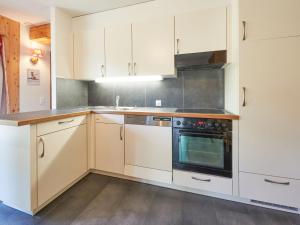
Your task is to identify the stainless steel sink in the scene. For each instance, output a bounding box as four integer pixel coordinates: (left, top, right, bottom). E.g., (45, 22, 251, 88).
(113, 106, 135, 111)
(93, 106, 135, 111)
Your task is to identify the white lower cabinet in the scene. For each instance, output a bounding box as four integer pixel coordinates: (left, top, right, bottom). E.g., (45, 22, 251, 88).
(37, 124, 88, 206)
(173, 170, 233, 196)
(95, 118, 124, 174)
(239, 172, 300, 208)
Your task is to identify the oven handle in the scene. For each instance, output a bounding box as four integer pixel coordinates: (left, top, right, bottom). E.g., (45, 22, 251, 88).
(178, 131, 227, 139)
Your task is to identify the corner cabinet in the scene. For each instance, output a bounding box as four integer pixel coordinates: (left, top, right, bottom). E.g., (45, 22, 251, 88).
(0, 115, 88, 214)
(73, 29, 105, 80)
(175, 7, 227, 54)
(37, 123, 87, 206)
(95, 114, 125, 174)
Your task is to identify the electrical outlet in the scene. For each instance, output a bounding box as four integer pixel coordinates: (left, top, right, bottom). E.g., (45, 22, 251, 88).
(155, 100, 162, 107)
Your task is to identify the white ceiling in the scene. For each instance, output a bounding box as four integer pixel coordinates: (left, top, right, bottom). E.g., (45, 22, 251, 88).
(0, 0, 153, 24)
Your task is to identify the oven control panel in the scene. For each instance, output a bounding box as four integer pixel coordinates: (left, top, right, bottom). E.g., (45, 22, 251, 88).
(173, 118, 232, 132)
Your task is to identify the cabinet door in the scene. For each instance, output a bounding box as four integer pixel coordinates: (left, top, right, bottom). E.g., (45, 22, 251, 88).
(74, 29, 105, 80)
(105, 24, 132, 77)
(132, 17, 174, 76)
(95, 123, 124, 174)
(240, 0, 300, 41)
(175, 7, 226, 54)
(239, 37, 300, 179)
(37, 125, 87, 206)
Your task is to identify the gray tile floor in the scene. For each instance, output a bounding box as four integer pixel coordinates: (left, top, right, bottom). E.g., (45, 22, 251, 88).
(0, 174, 299, 225)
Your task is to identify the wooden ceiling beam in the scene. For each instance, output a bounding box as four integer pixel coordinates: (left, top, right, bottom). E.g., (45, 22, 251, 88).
(29, 23, 51, 45)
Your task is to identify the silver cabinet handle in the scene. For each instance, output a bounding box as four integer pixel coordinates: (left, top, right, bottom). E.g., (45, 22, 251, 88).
(120, 126, 123, 141)
(242, 87, 246, 107)
(264, 179, 290, 186)
(133, 62, 137, 75)
(242, 21, 246, 41)
(39, 137, 45, 158)
(58, 119, 74, 125)
(128, 62, 131, 76)
(101, 65, 105, 77)
(176, 38, 180, 54)
(191, 176, 211, 182)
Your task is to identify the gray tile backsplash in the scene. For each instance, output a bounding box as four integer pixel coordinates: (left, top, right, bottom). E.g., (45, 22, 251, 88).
(183, 69, 224, 109)
(88, 82, 115, 106)
(56, 78, 88, 109)
(57, 69, 224, 109)
(87, 69, 224, 109)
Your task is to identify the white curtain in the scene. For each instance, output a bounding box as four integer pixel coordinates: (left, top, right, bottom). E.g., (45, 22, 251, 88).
(0, 35, 8, 114)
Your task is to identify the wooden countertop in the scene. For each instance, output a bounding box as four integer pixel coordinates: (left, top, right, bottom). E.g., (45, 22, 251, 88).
(0, 107, 239, 126)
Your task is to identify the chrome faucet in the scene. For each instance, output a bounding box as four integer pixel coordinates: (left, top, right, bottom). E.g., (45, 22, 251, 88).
(116, 95, 120, 108)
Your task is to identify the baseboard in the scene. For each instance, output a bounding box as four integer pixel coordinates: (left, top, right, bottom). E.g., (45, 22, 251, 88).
(91, 169, 300, 215)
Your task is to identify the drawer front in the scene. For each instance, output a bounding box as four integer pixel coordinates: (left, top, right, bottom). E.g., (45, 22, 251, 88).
(37, 115, 86, 136)
(95, 114, 124, 124)
(239, 172, 300, 208)
(173, 170, 232, 195)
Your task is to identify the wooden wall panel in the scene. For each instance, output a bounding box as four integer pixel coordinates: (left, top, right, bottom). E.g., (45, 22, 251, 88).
(0, 15, 20, 113)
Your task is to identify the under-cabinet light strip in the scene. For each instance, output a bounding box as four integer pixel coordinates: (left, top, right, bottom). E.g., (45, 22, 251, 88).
(95, 75, 163, 83)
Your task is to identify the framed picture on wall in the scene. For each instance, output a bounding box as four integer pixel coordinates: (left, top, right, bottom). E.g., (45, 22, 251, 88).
(27, 69, 40, 85)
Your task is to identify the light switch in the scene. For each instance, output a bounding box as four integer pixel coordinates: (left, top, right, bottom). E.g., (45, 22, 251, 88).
(39, 97, 45, 105)
(155, 100, 162, 107)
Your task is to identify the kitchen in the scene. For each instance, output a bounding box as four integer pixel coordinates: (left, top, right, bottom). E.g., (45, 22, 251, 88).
(0, 0, 299, 224)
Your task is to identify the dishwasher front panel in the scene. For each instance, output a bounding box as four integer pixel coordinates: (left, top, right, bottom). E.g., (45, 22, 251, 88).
(125, 124, 172, 171)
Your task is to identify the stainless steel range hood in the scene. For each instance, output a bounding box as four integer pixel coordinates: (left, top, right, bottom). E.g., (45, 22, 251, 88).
(175, 50, 227, 70)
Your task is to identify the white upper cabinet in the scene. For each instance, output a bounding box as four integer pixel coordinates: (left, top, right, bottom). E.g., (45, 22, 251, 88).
(240, 0, 300, 41)
(132, 17, 174, 76)
(175, 7, 227, 54)
(105, 24, 132, 77)
(73, 29, 105, 80)
(239, 37, 300, 180)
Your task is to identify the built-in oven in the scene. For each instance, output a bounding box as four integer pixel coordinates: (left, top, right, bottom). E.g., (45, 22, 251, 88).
(173, 117, 232, 178)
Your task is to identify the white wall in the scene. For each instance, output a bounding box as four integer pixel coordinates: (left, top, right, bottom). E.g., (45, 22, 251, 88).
(20, 25, 51, 112)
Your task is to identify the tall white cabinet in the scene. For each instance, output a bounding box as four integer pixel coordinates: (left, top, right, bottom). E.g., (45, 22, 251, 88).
(239, 0, 300, 209)
(240, 0, 300, 41)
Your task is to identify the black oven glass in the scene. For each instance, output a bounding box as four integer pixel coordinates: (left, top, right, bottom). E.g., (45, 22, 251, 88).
(172, 117, 232, 178)
(179, 133, 225, 169)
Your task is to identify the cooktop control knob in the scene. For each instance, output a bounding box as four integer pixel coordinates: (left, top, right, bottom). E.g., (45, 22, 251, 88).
(176, 121, 181, 126)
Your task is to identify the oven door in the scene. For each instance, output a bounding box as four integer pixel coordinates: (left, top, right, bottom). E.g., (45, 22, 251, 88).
(173, 129, 232, 177)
